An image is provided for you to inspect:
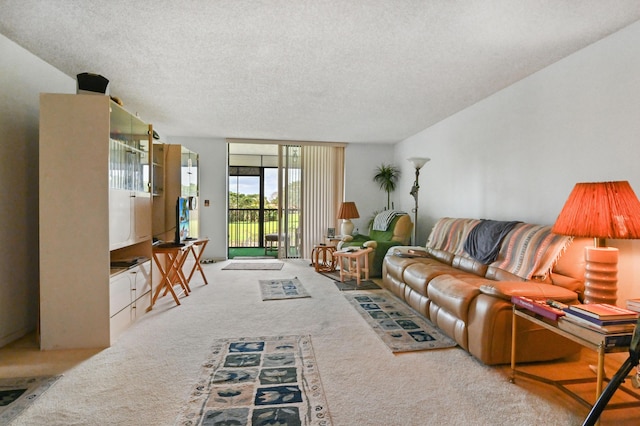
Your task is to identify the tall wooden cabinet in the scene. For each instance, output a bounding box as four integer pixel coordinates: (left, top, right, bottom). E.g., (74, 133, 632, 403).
(39, 94, 153, 350)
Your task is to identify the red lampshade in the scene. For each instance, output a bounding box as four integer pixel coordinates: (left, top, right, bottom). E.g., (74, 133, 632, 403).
(337, 202, 360, 220)
(552, 181, 640, 242)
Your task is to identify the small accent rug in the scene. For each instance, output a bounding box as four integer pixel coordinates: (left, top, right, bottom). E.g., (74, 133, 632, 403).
(175, 335, 332, 426)
(259, 278, 310, 300)
(344, 291, 457, 352)
(318, 270, 380, 291)
(222, 262, 284, 270)
(234, 256, 276, 260)
(0, 375, 62, 424)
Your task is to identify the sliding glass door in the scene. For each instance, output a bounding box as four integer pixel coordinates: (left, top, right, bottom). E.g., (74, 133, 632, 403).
(228, 140, 344, 260)
(278, 145, 301, 258)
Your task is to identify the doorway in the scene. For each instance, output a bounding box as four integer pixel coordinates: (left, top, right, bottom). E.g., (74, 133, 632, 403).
(227, 143, 301, 259)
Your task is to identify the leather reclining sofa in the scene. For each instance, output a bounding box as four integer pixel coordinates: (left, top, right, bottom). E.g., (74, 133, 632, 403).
(381, 217, 591, 365)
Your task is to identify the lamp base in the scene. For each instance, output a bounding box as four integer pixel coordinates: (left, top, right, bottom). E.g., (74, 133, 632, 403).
(341, 219, 354, 236)
(583, 246, 618, 305)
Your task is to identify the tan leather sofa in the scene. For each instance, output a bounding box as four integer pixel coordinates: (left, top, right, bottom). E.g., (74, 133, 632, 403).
(381, 217, 590, 365)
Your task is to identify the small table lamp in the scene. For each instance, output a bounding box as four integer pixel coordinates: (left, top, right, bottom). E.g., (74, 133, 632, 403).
(552, 181, 640, 305)
(337, 201, 360, 236)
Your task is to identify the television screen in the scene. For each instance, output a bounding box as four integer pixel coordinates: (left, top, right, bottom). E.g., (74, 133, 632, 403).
(176, 197, 190, 243)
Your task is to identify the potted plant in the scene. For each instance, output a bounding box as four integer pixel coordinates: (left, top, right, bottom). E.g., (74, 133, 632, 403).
(373, 163, 400, 210)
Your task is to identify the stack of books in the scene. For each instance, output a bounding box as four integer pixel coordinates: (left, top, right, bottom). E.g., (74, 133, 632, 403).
(511, 296, 566, 321)
(558, 303, 639, 348)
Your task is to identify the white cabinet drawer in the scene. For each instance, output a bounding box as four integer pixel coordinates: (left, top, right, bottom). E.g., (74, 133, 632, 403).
(109, 272, 133, 317)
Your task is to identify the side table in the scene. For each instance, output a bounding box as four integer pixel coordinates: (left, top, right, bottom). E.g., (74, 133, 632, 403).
(312, 244, 337, 272)
(510, 306, 640, 413)
(333, 247, 374, 287)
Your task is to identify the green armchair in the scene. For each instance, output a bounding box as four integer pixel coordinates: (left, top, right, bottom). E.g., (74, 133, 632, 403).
(337, 212, 413, 277)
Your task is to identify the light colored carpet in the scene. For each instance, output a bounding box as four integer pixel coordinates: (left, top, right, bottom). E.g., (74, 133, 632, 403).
(222, 262, 284, 270)
(259, 277, 311, 300)
(3, 258, 640, 425)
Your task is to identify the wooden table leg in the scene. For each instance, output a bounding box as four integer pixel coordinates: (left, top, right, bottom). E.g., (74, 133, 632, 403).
(186, 240, 209, 285)
(151, 251, 181, 308)
(510, 305, 517, 383)
(354, 257, 362, 287)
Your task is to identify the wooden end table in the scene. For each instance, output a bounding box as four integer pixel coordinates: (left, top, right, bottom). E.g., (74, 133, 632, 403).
(333, 247, 374, 287)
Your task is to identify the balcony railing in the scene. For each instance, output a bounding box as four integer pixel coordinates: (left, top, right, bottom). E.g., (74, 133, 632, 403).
(228, 208, 299, 251)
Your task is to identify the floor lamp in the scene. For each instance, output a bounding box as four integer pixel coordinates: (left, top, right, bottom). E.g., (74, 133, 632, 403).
(551, 181, 640, 305)
(408, 157, 430, 245)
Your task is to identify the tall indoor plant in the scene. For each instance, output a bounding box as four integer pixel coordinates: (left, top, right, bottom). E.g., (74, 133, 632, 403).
(373, 163, 400, 210)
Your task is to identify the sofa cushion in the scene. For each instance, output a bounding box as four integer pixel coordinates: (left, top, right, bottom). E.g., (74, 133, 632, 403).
(403, 262, 456, 295)
(479, 281, 579, 303)
(552, 237, 591, 280)
(426, 248, 454, 265)
(485, 266, 527, 282)
(427, 275, 481, 322)
(489, 224, 572, 281)
(452, 255, 488, 277)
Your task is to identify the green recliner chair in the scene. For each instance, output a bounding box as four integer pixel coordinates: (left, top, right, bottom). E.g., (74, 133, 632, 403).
(337, 212, 413, 277)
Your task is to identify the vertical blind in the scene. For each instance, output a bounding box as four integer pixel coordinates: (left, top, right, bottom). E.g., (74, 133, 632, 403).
(300, 145, 344, 259)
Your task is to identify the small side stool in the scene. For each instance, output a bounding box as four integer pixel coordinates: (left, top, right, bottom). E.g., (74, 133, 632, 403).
(312, 244, 337, 272)
(333, 247, 374, 287)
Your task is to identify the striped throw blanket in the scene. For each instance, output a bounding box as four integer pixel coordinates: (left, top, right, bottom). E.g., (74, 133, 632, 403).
(426, 218, 481, 255)
(489, 223, 573, 281)
(372, 210, 407, 231)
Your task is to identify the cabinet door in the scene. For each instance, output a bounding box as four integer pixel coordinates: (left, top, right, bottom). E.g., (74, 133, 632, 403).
(109, 189, 133, 249)
(133, 261, 152, 300)
(134, 192, 152, 242)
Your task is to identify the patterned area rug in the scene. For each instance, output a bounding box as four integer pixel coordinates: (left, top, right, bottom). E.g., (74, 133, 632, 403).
(0, 376, 62, 424)
(259, 278, 310, 300)
(318, 270, 381, 291)
(344, 291, 457, 352)
(175, 335, 331, 425)
(222, 262, 284, 270)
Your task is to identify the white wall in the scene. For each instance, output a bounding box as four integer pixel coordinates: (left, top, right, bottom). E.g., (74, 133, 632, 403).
(0, 35, 75, 346)
(169, 136, 228, 260)
(394, 21, 640, 306)
(344, 143, 397, 234)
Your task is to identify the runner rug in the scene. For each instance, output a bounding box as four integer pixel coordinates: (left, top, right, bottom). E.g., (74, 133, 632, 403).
(0, 375, 62, 424)
(318, 270, 380, 291)
(259, 277, 310, 300)
(175, 335, 331, 426)
(222, 262, 284, 270)
(344, 291, 457, 352)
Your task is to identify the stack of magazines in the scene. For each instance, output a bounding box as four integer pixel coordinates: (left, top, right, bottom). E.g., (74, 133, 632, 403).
(558, 303, 639, 348)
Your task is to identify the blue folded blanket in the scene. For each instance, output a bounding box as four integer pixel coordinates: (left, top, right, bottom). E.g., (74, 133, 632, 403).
(463, 220, 521, 264)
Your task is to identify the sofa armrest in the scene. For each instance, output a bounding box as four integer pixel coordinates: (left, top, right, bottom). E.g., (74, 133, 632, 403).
(479, 281, 579, 303)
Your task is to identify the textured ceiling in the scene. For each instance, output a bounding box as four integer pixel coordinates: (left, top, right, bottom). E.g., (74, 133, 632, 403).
(2, 1, 640, 143)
